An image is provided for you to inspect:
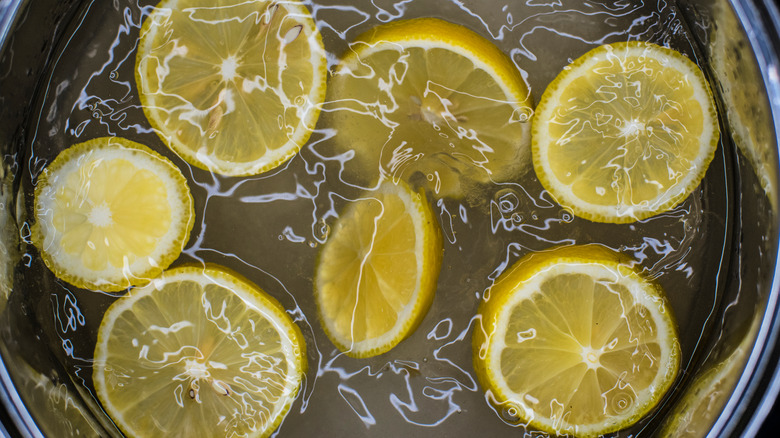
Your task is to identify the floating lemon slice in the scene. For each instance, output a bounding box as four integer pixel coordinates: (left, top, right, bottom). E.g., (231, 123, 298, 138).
(33, 137, 193, 292)
(325, 18, 533, 198)
(473, 245, 680, 437)
(532, 41, 719, 223)
(93, 264, 307, 438)
(137, 0, 327, 176)
(315, 181, 442, 358)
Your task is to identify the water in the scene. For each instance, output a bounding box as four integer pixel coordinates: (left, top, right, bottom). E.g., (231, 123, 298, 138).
(10, 0, 732, 436)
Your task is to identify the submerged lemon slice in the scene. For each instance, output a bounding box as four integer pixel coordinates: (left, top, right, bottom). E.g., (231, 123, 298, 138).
(33, 137, 194, 292)
(325, 18, 533, 198)
(137, 0, 327, 176)
(532, 41, 719, 223)
(93, 264, 307, 438)
(315, 181, 442, 358)
(473, 245, 680, 437)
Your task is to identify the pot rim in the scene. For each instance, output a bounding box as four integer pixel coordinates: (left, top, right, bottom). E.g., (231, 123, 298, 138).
(713, 0, 780, 436)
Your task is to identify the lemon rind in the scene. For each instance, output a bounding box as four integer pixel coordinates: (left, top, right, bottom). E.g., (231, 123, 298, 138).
(531, 41, 720, 223)
(136, 0, 327, 177)
(93, 264, 307, 438)
(32, 137, 194, 292)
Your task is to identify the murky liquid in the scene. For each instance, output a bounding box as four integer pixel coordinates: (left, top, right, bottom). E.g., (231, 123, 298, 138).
(12, 0, 731, 436)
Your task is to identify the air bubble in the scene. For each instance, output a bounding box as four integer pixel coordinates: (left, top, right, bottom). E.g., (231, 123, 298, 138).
(494, 188, 520, 214)
(314, 220, 330, 240)
(517, 106, 533, 123)
(500, 405, 521, 422)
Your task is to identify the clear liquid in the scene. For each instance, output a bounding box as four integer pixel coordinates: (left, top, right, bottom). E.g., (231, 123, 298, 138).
(12, 0, 731, 436)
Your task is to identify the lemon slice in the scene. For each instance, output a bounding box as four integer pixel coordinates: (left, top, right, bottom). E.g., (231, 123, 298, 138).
(93, 264, 307, 438)
(473, 245, 680, 437)
(32, 137, 194, 292)
(324, 18, 533, 198)
(137, 0, 327, 176)
(314, 181, 442, 358)
(532, 41, 719, 223)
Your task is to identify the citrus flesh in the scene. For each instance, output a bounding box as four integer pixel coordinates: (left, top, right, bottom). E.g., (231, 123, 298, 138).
(33, 137, 194, 292)
(315, 181, 442, 358)
(93, 264, 307, 438)
(532, 41, 719, 223)
(137, 0, 327, 176)
(473, 245, 680, 437)
(325, 18, 533, 198)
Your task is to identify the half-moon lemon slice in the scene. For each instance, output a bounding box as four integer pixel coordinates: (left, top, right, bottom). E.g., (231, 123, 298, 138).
(315, 181, 442, 357)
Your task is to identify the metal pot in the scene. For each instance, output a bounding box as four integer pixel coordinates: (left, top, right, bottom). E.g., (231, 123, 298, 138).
(0, 0, 779, 436)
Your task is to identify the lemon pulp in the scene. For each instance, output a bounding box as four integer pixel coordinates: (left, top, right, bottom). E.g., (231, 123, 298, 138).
(33, 137, 193, 292)
(324, 18, 533, 198)
(532, 41, 719, 223)
(473, 245, 680, 437)
(315, 181, 442, 357)
(93, 264, 307, 438)
(136, 0, 327, 176)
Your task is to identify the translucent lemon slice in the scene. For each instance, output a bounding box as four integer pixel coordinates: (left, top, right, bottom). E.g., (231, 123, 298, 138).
(33, 137, 194, 292)
(532, 41, 719, 223)
(324, 18, 533, 198)
(314, 181, 442, 358)
(93, 264, 307, 438)
(473, 245, 680, 437)
(137, 0, 327, 176)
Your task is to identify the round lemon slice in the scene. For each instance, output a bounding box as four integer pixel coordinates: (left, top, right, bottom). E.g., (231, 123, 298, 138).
(325, 18, 533, 198)
(473, 245, 680, 437)
(532, 41, 719, 223)
(93, 264, 307, 438)
(314, 181, 442, 358)
(137, 0, 327, 176)
(33, 137, 194, 292)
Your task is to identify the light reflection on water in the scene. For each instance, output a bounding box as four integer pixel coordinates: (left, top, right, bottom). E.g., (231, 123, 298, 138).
(11, 0, 731, 436)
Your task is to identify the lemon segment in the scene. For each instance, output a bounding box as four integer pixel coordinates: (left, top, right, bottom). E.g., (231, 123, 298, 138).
(473, 245, 680, 437)
(93, 264, 307, 438)
(137, 0, 327, 176)
(33, 137, 193, 292)
(532, 41, 719, 223)
(315, 181, 442, 358)
(325, 18, 533, 198)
